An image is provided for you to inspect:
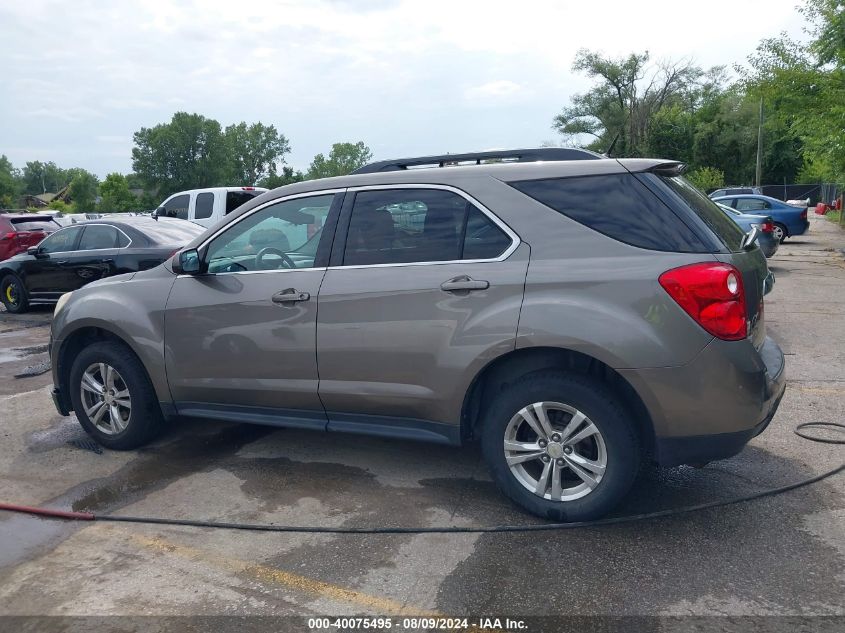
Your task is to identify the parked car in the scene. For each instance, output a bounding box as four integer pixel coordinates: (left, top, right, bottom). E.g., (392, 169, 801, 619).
(712, 194, 809, 243)
(49, 148, 785, 521)
(0, 214, 62, 262)
(708, 186, 763, 198)
(716, 203, 779, 258)
(0, 217, 205, 313)
(153, 187, 269, 228)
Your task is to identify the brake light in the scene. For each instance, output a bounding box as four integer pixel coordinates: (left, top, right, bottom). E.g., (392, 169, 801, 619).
(761, 221, 774, 233)
(1, 232, 16, 241)
(241, 187, 255, 191)
(800, 209, 808, 219)
(659, 263, 747, 341)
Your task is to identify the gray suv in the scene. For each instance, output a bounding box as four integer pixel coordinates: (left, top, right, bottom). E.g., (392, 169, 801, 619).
(49, 148, 786, 520)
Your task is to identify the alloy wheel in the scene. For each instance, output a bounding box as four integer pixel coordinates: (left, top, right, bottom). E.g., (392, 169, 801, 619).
(503, 401, 607, 502)
(79, 363, 132, 435)
(772, 225, 785, 242)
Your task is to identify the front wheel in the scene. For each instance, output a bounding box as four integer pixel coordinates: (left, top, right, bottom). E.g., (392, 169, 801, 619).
(69, 341, 164, 450)
(481, 372, 641, 521)
(1, 274, 29, 313)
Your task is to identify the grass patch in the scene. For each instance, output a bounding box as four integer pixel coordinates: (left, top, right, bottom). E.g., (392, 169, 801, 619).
(823, 210, 842, 223)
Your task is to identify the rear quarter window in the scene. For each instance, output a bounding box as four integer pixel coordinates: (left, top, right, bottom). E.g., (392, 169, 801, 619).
(511, 173, 709, 252)
(226, 191, 259, 214)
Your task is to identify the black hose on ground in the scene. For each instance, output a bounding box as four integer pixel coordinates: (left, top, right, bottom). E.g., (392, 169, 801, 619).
(1, 423, 843, 534)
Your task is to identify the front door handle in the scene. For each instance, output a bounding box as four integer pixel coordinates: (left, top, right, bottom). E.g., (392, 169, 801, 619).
(272, 288, 311, 304)
(440, 275, 490, 292)
(55, 260, 69, 265)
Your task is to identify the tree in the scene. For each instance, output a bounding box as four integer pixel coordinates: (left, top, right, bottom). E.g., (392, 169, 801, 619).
(259, 166, 305, 189)
(686, 167, 725, 192)
(131, 112, 227, 196)
(306, 142, 373, 179)
(21, 161, 67, 194)
(553, 50, 705, 156)
(98, 173, 137, 212)
(224, 122, 291, 185)
(0, 155, 19, 208)
(68, 170, 99, 212)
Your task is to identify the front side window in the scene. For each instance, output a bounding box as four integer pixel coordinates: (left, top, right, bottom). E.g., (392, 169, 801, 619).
(194, 192, 214, 219)
(38, 226, 82, 253)
(79, 225, 119, 250)
(342, 189, 511, 266)
(205, 194, 333, 273)
(163, 194, 190, 220)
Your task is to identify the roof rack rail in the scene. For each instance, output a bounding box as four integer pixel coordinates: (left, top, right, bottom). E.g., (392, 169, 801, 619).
(351, 147, 604, 174)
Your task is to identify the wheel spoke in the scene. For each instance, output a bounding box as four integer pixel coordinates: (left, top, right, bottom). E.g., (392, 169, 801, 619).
(567, 450, 606, 475)
(103, 364, 115, 390)
(504, 439, 541, 452)
(564, 455, 599, 489)
(110, 404, 124, 432)
(518, 404, 554, 440)
(113, 388, 129, 399)
(114, 398, 131, 408)
(565, 421, 599, 446)
(534, 459, 552, 495)
(91, 401, 108, 425)
(506, 450, 545, 466)
(81, 372, 103, 394)
(559, 411, 586, 443)
(550, 460, 563, 500)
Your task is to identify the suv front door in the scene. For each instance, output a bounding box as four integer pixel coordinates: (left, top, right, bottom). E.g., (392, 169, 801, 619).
(164, 192, 342, 426)
(316, 186, 528, 442)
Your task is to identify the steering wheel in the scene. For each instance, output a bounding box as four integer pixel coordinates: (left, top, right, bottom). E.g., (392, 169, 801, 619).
(255, 247, 296, 270)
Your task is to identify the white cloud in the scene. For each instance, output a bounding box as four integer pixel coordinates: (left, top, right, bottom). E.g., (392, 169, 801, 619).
(464, 80, 525, 103)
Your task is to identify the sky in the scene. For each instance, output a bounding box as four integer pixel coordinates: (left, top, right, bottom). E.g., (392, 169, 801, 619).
(0, 0, 808, 179)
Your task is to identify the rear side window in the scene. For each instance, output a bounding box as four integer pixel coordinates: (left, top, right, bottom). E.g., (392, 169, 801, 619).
(163, 194, 190, 220)
(736, 198, 770, 212)
(511, 174, 707, 252)
(226, 191, 258, 214)
(342, 189, 512, 266)
(79, 225, 119, 250)
(194, 192, 214, 219)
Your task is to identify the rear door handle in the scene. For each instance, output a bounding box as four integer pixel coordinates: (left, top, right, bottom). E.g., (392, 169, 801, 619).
(272, 288, 311, 304)
(55, 260, 69, 265)
(440, 275, 490, 292)
(100, 258, 114, 263)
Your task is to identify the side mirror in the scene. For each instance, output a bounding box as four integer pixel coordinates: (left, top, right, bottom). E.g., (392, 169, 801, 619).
(173, 248, 201, 275)
(741, 226, 760, 250)
(152, 207, 164, 220)
(27, 246, 41, 256)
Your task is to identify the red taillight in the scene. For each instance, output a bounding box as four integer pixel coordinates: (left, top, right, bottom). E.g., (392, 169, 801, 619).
(659, 263, 747, 341)
(800, 209, 808, 219)
(761, 221, 774, 233)
(1, 232, 16, 241)
(241, 187, 255, 191)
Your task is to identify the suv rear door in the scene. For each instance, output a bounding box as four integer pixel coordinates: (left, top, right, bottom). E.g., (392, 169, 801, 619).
(315, 185, 528, 441)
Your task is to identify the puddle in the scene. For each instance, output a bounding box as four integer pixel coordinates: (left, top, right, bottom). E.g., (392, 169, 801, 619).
(27, 416, 88, 453)
(0, 343, 49, 364)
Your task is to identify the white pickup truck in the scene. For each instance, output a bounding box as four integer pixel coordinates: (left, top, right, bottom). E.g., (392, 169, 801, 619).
(154, 186, 268, 228)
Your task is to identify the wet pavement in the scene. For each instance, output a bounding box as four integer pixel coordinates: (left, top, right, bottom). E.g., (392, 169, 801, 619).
(0, 216, 843, 622)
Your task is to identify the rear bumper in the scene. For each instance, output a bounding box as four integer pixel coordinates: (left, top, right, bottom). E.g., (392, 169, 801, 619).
(621, 335, 786, 466)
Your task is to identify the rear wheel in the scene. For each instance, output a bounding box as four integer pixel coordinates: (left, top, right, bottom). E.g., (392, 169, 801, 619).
(69, 341, 164, 449)
(481, 371, 641, 521)
(1, 274, 28, 313)
(773, 223, 788, 243)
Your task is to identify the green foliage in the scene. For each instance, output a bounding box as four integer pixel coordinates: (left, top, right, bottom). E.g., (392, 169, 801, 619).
(47, 200, 71, 212)
(68, 170, 99, 212)
(306, 142, 373, 179)
(98, 173, 138, 212)
(686, 167, 725, 192)
(0, 154, 19, 208)
(21, 161, 68, 195)
(224, 122, 291, 185)
(259, 166, 305, 189)
(131, 112, 227, 195)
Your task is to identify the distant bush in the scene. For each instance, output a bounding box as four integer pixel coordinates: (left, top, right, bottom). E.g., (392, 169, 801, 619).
(686, 167, 725, 192)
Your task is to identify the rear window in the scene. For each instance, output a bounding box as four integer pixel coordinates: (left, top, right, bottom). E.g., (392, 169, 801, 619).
(511, 174, 708, 252)
(141, 220, 206, 245)
(10, 218, 58, 232)
(658, 177, 746, 251)
(226, 191, 260, 214)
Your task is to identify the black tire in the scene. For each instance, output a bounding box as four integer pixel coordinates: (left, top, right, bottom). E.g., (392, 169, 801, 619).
(774, 222, 788, 243)
(68, 341, 164, 450)
(481, 371, 641, 521)
(1, 274, 29, 313)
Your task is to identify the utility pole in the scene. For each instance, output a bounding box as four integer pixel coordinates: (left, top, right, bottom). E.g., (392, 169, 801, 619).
(755, 97, 763, 188)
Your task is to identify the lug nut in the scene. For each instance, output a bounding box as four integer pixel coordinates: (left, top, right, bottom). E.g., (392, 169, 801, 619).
(541, 455, 550, 463)
(563, 446, 573, 455)
(551, 434, 561, 442)
(556, 459, 565, 466)
(538, 439, 547, 448)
